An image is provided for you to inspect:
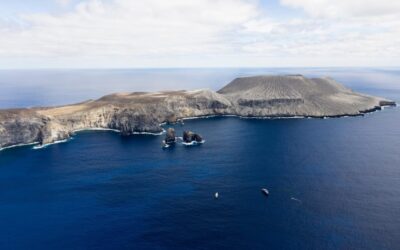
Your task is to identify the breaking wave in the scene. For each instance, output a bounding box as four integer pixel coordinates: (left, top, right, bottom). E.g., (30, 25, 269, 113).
(74, 127, 121, 133)
(132, 129, 165, 136)
(0, 142, 39, 151)
(33, 138, 70, 150)
(182, 140, 205, 146)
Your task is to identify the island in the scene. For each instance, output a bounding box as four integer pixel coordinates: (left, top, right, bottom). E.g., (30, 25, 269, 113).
(0, 75, 396, 150)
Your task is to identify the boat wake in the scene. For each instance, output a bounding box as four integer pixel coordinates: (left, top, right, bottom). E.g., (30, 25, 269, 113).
(291, 197, 302, 203)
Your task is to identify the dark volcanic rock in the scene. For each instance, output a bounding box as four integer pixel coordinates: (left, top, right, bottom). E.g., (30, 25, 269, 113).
(165, 128, 176, 144)
(183, 131, 203, 143)
(109, 112, 162, 136)
(379, 100, 396, 107)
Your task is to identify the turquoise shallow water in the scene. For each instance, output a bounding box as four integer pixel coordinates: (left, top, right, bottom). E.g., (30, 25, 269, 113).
(0, 68, 399, 249)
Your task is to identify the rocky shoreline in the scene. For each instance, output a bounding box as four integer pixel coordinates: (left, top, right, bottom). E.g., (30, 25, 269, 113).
(0, 75, 396, 151)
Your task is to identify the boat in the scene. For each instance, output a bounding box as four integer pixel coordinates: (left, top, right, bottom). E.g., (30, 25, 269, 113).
(261, 188, 269, 196)
(215, 192, 219, 199)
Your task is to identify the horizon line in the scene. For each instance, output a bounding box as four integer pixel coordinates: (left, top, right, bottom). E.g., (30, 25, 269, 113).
(1, 66, 400, 71)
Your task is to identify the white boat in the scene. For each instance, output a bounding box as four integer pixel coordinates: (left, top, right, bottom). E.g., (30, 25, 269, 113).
(261, 188, 269, 196)
(214, 192, 219, 199)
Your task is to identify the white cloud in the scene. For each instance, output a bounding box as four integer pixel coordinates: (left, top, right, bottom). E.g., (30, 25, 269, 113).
(0, 0, 259, 58)
(0, 0, 399, 68)
(56, 0, 72, 7)
(280, 0, 400, 19)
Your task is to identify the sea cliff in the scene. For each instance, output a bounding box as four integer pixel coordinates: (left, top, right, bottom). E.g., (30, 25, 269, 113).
(0, 75, 395, 149)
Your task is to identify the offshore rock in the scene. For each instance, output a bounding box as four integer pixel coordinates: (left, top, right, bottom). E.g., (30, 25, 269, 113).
(183, 131, 203, 143)
(165, 128, 176, 144)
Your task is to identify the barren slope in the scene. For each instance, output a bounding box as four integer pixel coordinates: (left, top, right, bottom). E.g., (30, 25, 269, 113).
(218, 75, 390, 117)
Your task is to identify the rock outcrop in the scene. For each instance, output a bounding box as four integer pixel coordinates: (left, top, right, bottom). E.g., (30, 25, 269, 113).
(183, 131, 203, 143)
(0, 75, 396, 150)
(164, 128, 176, 144)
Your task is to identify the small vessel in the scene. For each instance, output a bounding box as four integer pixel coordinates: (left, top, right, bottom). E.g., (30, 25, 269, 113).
(261, 188, 269, 196)
(214, 192, 219, 199)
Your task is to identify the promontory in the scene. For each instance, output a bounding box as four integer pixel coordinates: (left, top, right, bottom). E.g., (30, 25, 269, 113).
(0, 75, 395, 150)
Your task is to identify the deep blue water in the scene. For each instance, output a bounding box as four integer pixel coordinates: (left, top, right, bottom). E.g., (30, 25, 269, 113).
(0, 68, 399, 249)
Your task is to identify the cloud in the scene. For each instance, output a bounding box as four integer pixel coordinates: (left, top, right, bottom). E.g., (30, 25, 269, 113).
(56, 0, 72, 7)
(0, 0, 259, 58)
(280, 0, 400, 19)
(0, 0, 399, 67)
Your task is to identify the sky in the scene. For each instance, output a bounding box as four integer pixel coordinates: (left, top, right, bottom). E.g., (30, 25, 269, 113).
(0, 0, 399, 68)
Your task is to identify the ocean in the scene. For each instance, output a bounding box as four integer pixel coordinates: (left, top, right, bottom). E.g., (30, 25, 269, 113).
(0, 68, 399, 249)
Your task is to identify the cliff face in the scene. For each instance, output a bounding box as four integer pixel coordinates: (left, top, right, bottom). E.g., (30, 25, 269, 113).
(0, 75, 395, 149)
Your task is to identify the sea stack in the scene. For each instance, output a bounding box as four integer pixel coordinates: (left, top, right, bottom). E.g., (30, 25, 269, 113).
(164, 128, 176, 145)
(183, 131, 203, 143)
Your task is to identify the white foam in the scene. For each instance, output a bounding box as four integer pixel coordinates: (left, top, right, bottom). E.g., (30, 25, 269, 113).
(74, 127, 120, 133)
(240, 115, 306, 120)
(179, 109, 394, 121)
(182, 114, 243, 121)
(182, 115, 214, 120)
(182, 140, 205, 146)
(73, 127, 165, 135)
(132, 128, 165, 136)
(32, 138, 70, 150)
(29, 128, 164, 151)
(74, 127, 165, 135)
(168, 113, 372, 123)
(0, 142, 39, 151)
(183, 114, 312, 121)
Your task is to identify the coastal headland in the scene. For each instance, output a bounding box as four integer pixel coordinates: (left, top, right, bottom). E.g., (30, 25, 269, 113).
(0, 75, 396, 150)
